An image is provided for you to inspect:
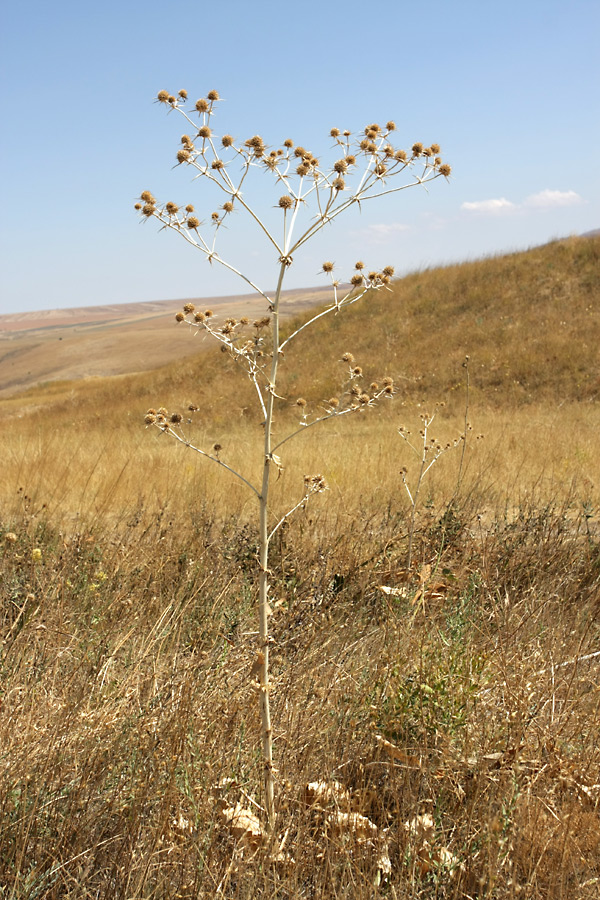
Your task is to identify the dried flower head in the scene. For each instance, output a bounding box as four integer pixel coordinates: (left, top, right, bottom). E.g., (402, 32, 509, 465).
(322, 261, 334, 273)
(359, 393, 370, 404)
(352, 366, 363, 376)
(213, 443, 222, 452)
(439, 164, 452, 177)
(220, 134, 234, 148)
(296, 398, 307, 408)
(296, 162, 310, 176)
(283, 138, 293, 148)
(278, 195, 293, 210)
(157, 90, 170, 103)
(144, 412, 156, 424)
(222, 201, 234, 213)
(211, 159, 224, 169)
(198, 125, 212, 139)
(175, 312, 185, 322)
(332, 177, 345, 191)
(411, 142, 424, 156)
(355, 261, 365, 270)
(195, 98, 209, 112)
(140, 191, 156, 203)
(176, 149, 191, 163)
(328, 397, 339, 407)
(194, 311, 205, 322)
(185, 204, 194, 213)
(330, 127, 341, 137)
(141, 204, 155, 217)
(204, 309, 214, 317)
(178, 89, 188, 99)
(165, 202, 179, 215)
(386, 120, 396, 131)
(430, 143, 440, 154)
(134, 202, 142, 210)
(183, 303, 195, 313)
(350, 273, 363, 286)
(395, 149, 408, 161)
(333, 159, 348, 174)
(187, 216, 200, 229)
(382, 265, 395, 277)
(341, 352, 355, 363)
(207, 89, 220, 101)
(170, 413, 183, 424)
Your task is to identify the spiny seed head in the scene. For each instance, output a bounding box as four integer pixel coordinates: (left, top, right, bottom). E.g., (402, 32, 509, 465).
(382, 376, 393, 386)
(181, 134, 191, 145)
(374, 163, 387, 175)
(213, 443, 222, 452)
(384, 384, 394, 394)
(345, 154, 356, 165)
(198, 125, 211, 138)
(386, 120, 396, 131)
(278, 195, 293, 210)
(382, 265, 395, 277)
(341, 351, 355, 363)
(185, 204, 194, 213)
(322, 261, 334, 273)
(205, 309, 213, 317)
(142, 204, 155, 217)
(134, 203, 141, 210)
(368, 271, 378, 282)
(371, 382, 379, 391)
(170, 413, 183, 424)
(194, 311, 205, 322)
(395, 149, 408, 161)
(333, 159, 348, 173)
(158, 408, 168, 416)
(183, 303, 195, 313)
(283, 138, 293, 148)
(412, 142, 424, 156)
(140, 191, 156, 203)
(178, 89, 188, 99)
(196, 98, 209, 112)
(222, 201, 234, 212)
(294, 146, 306, 158)
(168, 96, 176, 104)
(157, 90, 170, 103)
(144, 412, 156, 424)
(207, 89, 220, 101)
(211, 159, 224, 169)
(439, 164, 452, 176)
(430, 143, 440, 154)
(329, 397, 339, 407)
(355, 261, 365, 270)
(176, 149, 191, 163)
(165, 202, 178, 214)
(353, 366, 363, 376)
(296, 398, 307, 407)
(296, 162, 310, 176)
(240, 316, 249, 325)
(359, 393, 370, 404)
(350, 273, 363, 286)
(423, 147, 433, 157)
(175, 312, 185, 322)
(221, 134, 234, 148)
(187, 216, 200, 228)
(330, 127, 341, 137)
(332, 177, 345, 191)
(350, 384, 361, 396)
(211, 212, 219, 221)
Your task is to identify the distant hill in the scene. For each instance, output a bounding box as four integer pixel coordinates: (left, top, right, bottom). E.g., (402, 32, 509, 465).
(1, 235, 598, 412)
(0, 287, 334, 397)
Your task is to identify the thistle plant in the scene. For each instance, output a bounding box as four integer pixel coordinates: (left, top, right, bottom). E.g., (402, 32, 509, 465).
(138, 88, 451, 825)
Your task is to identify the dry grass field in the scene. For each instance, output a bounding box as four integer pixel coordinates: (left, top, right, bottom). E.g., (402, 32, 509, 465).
(1, 235, 599, 898)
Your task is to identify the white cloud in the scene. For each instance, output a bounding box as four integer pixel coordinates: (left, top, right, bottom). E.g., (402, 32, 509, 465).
(461, 189, 584, 216)
(523, 189, 583, 208)
(461, 198, 516, 214)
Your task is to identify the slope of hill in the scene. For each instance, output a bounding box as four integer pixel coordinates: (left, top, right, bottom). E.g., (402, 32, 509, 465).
(1, 234, 598, 418)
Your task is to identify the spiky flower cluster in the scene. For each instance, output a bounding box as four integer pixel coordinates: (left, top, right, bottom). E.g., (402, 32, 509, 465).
(137, 89, 451, 281)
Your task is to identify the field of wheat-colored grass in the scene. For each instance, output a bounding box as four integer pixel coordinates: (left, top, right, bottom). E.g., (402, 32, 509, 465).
(1, 236, 599, 898)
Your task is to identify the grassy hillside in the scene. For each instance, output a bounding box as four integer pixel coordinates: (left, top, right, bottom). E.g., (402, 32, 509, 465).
(1, 236, 599, 898)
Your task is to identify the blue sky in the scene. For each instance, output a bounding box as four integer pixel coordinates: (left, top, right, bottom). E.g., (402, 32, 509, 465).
(1, 0, 598, 315)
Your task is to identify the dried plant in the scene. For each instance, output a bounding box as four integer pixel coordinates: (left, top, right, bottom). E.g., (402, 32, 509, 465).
(138, 88, 451, 825)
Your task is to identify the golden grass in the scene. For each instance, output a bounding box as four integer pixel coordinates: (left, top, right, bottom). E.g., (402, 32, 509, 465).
(1, 236, 599, 897)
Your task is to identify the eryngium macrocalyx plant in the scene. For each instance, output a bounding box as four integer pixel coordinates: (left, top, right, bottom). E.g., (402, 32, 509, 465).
(138, 87, 451, 825)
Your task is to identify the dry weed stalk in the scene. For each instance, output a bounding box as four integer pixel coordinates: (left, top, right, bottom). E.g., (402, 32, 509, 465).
(138, 88, 450, 825)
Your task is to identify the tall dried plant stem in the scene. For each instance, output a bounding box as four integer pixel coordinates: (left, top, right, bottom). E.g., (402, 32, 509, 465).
(257, 258, 287, 824)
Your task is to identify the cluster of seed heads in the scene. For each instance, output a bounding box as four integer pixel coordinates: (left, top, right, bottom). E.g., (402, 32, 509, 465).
(135, 89, 451, 258)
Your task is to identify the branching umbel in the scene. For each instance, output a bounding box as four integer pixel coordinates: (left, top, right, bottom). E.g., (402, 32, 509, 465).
(138, 88, 451, 826)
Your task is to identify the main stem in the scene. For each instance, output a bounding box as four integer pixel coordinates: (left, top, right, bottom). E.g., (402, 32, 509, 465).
(258, 258, 287, 825)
